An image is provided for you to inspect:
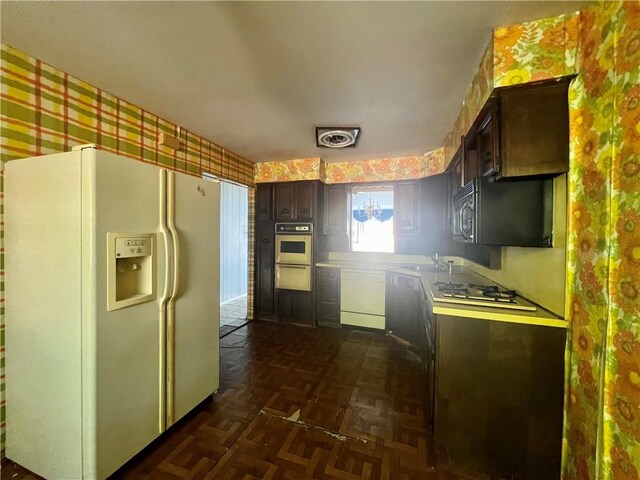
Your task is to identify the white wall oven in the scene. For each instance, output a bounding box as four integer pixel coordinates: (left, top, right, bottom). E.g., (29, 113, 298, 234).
(275, 223, 312, 291)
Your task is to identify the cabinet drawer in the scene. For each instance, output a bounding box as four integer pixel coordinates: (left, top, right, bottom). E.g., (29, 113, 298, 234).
(318, 267, 339, 281)
(318, 281, 339, 300)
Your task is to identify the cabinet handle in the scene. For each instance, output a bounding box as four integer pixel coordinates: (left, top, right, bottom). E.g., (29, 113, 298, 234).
(300, 208, 309, 214)
(402, 221, 410, 226)
(262, 238, 270, 244)
(281, 208, 290, 215)
(330, 221, 337, 225)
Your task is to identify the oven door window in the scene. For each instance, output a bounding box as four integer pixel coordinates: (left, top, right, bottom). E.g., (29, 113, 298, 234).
(280, 241, 306, 254)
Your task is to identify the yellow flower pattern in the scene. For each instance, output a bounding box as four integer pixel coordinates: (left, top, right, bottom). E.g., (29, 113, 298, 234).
(255, 149, 445, 184)
(563, 3, 640, 479)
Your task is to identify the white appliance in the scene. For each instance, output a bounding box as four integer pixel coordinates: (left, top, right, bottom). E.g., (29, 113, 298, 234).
(5, 145, 221, 479)
(429, 280, 537, 311)
(274, 223, 312, 291)
(340, 269, 386, 329)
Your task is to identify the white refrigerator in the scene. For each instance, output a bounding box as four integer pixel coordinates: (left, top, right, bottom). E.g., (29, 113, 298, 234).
(5, 145, 220, 479)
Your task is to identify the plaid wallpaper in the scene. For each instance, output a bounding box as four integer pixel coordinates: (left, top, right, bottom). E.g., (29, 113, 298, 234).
(0, 43, 256, 449)
(246, 189, 256, 320)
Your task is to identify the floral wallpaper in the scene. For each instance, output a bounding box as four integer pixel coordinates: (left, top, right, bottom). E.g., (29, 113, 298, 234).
(562, 2, 640, 479)
(493, 12, 579, 88)
(422, 147, 446, 177)
(255, 149, 445, 184)
(325, 156, 423, 184)
(254, 157, 322, 183)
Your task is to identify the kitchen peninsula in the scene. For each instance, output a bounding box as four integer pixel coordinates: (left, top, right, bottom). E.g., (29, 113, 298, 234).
(317, 252, 567, 479)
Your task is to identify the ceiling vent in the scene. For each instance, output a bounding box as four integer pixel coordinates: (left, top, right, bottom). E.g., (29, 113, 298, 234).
(316, 127, 361, 149)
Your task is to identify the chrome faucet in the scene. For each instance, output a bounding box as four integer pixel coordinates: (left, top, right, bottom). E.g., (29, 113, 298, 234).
(429, 253, 449, 272)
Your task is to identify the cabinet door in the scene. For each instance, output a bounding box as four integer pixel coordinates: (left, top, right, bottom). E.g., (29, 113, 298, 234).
(256, 184, 272, 222)
(477, 102, 499, 177)
(324, 185, 348, 235)
(421, 173, 449, 254)
(275, 183, 295, 221)
(277, 290, 314, 326)
(316, 267, 340, 328)
(394, 182, 419, 235)
(386, 285, 401, 335)
(296, 182, 314, 220)
(499, 79, 570, 177)
(255, 223, 275, 315)
(449, 143, 463, 195)
(386, 274, 420, 347)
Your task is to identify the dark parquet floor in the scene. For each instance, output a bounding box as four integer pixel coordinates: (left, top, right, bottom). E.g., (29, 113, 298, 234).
(2, 321, 485, 480)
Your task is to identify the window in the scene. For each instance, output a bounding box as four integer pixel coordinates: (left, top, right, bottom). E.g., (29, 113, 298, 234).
(350, 186, 394, 252)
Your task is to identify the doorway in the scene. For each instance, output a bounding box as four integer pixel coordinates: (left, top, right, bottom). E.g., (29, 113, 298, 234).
(219, 180, 249, 337)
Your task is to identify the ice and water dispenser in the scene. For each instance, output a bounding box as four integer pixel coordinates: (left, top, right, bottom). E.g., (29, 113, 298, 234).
(106, 233, 156, 311)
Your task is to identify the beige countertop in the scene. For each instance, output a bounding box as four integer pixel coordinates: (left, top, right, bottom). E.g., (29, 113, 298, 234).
(316, 260, 567, 329)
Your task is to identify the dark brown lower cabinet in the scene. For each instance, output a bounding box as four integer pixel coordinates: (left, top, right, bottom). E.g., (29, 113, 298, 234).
(276, 290, 314, 326)
(255, 222, 275, 317)
(386, 273, 421, 347)
(421, 290, 436, 430)
(316, 267, 340, 328)
(434, 314, 566, 480)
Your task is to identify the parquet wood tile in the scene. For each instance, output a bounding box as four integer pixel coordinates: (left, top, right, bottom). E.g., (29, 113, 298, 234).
(2, 321, 486, 480)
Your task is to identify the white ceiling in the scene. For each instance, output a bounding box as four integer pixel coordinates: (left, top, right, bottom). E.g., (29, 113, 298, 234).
(1, 1, 586, 163)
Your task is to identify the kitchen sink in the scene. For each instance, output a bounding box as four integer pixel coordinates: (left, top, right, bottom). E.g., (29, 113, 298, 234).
(399, 264, 439, 272)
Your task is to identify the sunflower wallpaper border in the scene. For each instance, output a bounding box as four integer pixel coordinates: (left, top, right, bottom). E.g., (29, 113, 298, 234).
(254, 149, 446, 185)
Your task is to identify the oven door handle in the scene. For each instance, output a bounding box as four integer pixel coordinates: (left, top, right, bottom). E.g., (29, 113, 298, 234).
(278, 265, 308, 269)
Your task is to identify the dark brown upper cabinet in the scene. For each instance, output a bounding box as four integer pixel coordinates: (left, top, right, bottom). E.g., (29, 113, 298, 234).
(465, 100, 499, 182)
(394, 181, 420, 236)
(449, 139, 464, 196)
(295, 182, 314, 220)
(275, 183, 295, 220)
(256, 184, 273, 222)
(323, 184, 349, 235)
(497, 78, 570, 178)
(274, 182, 316, 221)
(465, 78, 571, 182)
(477, 102, 500, 178)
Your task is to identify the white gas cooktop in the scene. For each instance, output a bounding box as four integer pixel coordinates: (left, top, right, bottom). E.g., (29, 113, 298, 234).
(430, 281, 537, 312)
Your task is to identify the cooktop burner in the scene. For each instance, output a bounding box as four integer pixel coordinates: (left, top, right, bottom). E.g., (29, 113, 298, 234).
(432, 281, 536, 311)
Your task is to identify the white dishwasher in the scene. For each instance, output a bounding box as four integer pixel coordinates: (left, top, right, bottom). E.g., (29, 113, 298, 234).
(340, 269, 386, 330)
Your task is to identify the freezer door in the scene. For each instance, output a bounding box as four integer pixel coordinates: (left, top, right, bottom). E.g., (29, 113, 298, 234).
(88, 149, 167, 479)
(6, 150, 84, 480)
(168, 172, 220, 425)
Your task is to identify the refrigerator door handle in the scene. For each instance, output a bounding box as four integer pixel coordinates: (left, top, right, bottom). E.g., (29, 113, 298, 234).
(158, 170, 172, 432)
(166, 171, 180, 426)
